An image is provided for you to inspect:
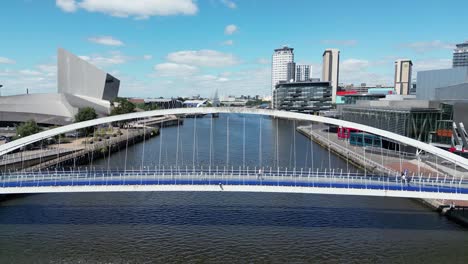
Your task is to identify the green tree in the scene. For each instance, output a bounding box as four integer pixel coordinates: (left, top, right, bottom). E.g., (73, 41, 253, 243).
(15, 120, 41, 139)
(75, 107, 97, 122)
(75, 107, 98, 135)
(111, 98, 136, 115)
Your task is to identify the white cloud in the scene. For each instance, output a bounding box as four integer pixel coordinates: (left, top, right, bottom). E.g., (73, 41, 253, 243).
(413, 58, 452, 72)
(400, 40, 455, 53)
(339, 58, 393, 86)
(56, 0, 198, 19)
(222, 40, 234, 46)
(37, 64, 57, 76)
(147, 67, 271, 98)
(0, 69, 14, 77)
(0, 57, 16, 64)
(166, 50, 240, 67)
(221, 0, 236, 9)
(341, 59, 370, 72)
(143, 54, 153, 60)
(256, 58, 270, 65)
(56, 0, 77, 12)
(88, 36, 124, 46)
(321, 39, 358, 46)
(19, 69, 42, 76)
(224, 24, 238, 35)
(193, 74, 230, 82)
(153, 62, 198, 76)
(0, 63, 58, 96)
(79, 51, 129, 67)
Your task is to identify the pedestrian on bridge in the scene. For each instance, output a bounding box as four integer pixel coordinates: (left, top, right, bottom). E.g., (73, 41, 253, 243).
(257, 169, 263, 180)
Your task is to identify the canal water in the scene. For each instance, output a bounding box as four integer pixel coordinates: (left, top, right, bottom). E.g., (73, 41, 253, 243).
(1, 114, 467, 263)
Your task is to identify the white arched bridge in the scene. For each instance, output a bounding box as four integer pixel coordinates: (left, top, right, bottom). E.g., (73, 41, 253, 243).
(1, 107, 468, 200)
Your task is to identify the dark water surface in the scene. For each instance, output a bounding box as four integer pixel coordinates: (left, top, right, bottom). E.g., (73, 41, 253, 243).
(1, 115, 467, 263)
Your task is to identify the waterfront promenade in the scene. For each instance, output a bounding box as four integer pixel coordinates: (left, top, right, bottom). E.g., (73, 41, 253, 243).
(297, 124, 468, 222)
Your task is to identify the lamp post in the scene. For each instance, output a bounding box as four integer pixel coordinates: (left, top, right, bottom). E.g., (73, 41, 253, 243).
(0, 84, 3, 96)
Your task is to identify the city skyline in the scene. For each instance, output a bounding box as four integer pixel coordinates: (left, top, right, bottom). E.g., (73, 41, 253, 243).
(0, 0, 467, 98)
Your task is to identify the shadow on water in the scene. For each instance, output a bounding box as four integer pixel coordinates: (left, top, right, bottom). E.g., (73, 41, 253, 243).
(0, 198, 452, 231)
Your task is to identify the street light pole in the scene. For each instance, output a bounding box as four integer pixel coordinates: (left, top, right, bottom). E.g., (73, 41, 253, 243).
(0, 84, 3, 97)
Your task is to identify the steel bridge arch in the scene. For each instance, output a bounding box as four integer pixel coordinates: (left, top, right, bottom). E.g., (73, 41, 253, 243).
(1, 107, 467, 170)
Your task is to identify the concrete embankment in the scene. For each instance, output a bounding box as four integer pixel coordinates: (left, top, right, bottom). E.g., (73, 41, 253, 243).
(296, 126, 394, 175)
(297, 125, 468, 227)
(2, 115, 182, 173)
(0, 116, 183, 202)
(416, 198, 468, 226)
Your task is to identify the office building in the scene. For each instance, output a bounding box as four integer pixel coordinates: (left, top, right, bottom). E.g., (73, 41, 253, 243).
(272, 46, 294, 95)
(453, 41, 468, 68)
(286, 62, 296, 82)
(273, 81, 332, 113)
(296, 64, 312, 82)
(340, 99, 453, 143)
(394, 59, 413, 95)
(322, 49, 340, 103)
(416, 67, 468, 100)
(0, 48, 120, 126)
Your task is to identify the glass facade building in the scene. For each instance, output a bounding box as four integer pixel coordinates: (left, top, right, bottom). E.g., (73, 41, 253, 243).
(342, 94, 386, 105)
(273, 81, 332, 114)
(341, 103, 453, 143)
(453, 41, 468, 68)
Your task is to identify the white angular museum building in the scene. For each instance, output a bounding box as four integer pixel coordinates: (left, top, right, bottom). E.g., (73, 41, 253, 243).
(0, 48, 120, 126)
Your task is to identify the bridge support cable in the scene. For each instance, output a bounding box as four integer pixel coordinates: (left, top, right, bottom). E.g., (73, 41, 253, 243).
(107, 129, 112, 173)
(38, 137, 44, 173)
(275, 117, 279, 169)
(90, 126, 96, 171)
(73, 130, 78, 171)
(293, 120, 297, 169)
(398, 143, 403, 174)
(226, 116, 230, 168)
(344, 125, 349, 173)
(362, 132, 367, 178)
(242, 116, 246, 169)
(125, 126, 129, 172)
(380, 133, 384, 177)
(192, 115, 197, 170)
(175, 116, 180, 168)
(327, 125, 331, 175)
(55, 135, 60, 172)
(304, 135, 308, 170)
(210, 114, 213, 171)
(141, 120, 147, 171)
(310, 122, 314, 171)
(259, 117, 262, 169)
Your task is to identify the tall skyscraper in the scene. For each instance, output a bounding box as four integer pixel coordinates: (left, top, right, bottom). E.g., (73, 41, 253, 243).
(322, 49, 340, 103)
(272, 46, 294, 94)
(296, 64, 312, 82)
(453, 41, 468, 68)
(394, 59, 413, 95)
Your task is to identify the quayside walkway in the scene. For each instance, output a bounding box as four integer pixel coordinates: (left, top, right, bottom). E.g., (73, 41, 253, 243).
(1, 167, 468, 201)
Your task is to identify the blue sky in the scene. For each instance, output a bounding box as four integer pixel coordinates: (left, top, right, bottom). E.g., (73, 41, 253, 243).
(0, 0, 466, 98)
